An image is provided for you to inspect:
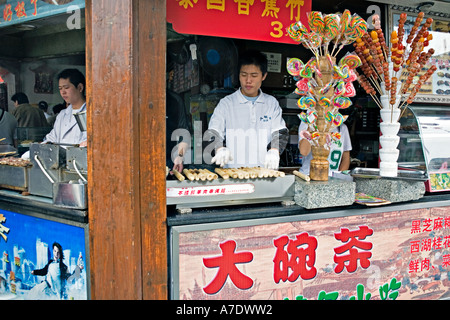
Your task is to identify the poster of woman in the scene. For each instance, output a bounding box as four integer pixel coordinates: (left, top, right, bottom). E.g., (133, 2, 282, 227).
(0, 209, 87, 300)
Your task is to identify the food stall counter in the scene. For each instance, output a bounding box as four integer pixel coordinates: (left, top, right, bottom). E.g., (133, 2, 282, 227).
(168, 191, 450, 300)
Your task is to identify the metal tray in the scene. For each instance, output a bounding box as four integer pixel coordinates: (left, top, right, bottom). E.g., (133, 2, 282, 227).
(350, 167, 429, 181)
(166, 175, 295, 209)
(0, 165, 28, 191)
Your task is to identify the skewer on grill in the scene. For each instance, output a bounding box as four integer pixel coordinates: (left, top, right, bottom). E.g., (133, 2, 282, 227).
(183, 169, 196, 181)
(199, 169, 218, 181)
(193, 169, 207, 181)
(214, 168, 230, 179)
(172, 169, 185, 182)
(229, 168, 247, 179)
(240, 167, 257, 179)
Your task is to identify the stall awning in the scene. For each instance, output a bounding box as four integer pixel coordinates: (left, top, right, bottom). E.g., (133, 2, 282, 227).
(167, 0, 312, 44)
(0, 0, 85, 28)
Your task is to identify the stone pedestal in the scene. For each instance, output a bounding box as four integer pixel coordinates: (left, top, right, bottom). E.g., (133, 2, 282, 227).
(294, 177, 355, 209)
(354, 178, 425, 203)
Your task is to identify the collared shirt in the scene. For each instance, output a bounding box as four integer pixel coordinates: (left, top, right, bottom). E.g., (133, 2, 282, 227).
(208, 89, 286, 168)
(43, 103, 87, 145)
(46, 260, 62, 289)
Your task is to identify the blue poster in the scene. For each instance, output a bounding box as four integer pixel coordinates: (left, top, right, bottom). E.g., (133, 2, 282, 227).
(0, 208, 87, 300)
(0, 0, 85, 28)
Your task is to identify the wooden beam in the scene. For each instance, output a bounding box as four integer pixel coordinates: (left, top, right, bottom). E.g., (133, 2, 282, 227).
(136, 0, 168, 300)
(85, 0, 167, 300)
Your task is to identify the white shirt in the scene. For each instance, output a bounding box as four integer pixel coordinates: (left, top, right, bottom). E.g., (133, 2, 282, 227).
(43, 103, 87, 145)
(46, 260, 62, 297)
(298, 123, 352, 176)
(208, 89, 286, 168)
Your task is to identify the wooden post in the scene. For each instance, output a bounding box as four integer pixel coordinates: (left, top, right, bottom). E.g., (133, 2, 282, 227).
(85, 0, 167, 300)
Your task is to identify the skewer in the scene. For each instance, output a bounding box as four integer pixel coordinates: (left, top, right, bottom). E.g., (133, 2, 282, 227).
(240, 167, 257, 179)
(214, 168, 230, 179)
(293, 170, 311, 182)
(193, 169, 207, 181)
(199, 168, 217, 181)
(231, 168, 248, 179)
(183, 169, 196, 181)
(172, 169, 185, 182)
(187, 169, 199, 180)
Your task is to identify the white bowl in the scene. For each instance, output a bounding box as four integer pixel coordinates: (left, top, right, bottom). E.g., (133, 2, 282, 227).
(380, 109, 401, 123)
(380, 122, 400, 137)
(380, 161, 398, 177)
(379, 149, 399, 162)
(380, 95, 402, 109)
(380, 135, 400, 150)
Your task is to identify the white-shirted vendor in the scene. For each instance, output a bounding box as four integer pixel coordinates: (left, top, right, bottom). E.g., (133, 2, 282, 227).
(207, 50, 289, 169)
(21, 69, 87, 160)
(43, 68, 87, 147)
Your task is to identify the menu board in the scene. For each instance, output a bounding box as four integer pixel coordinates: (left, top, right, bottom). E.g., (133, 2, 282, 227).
(0, 0, 85, 28)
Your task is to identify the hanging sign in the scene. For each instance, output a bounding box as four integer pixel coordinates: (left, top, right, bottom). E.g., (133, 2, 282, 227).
(0, 0, 85, 28)
(167, 0, 312, 44)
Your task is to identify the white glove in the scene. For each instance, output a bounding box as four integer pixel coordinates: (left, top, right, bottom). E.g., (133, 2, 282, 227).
(211, 147, 233, 167)
(264, 149, 280, 170)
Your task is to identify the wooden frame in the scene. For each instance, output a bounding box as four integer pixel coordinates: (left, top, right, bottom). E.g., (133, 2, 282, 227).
(85, 0, 167, 300)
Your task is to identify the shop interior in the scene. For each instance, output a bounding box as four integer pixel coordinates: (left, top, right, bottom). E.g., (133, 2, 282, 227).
(166, 1, 386, 170)
(0, 10, 85, 146)
(0, 1, 449, 173)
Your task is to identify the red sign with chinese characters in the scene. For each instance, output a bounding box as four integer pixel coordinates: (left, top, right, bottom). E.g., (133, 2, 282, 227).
(0, 0, 85, 27)
(173, 206, 450, 300)
(167, 0, 312, 44)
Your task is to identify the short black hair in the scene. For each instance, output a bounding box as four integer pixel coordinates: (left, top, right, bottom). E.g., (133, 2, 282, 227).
(11, 92, 29, 104)
(52, 103, 66, 114)
(238, 50, 268, 75)
(58, 69, 86, 94)
(38, 101, 48, 112)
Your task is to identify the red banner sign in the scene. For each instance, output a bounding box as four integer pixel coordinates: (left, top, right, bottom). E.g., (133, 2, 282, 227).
(167, 0, 312, 44)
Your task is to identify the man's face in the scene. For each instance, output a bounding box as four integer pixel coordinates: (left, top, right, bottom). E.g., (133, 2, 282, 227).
(58, 78, 83, 106)
(239, 64, 267, 98)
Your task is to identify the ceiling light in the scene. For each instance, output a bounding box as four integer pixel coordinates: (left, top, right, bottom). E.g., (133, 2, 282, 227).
(14, 24, 36, 31)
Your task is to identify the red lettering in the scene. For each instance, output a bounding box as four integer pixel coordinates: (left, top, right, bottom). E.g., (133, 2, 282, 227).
(273, 233, 318, 283)
(334, 226, 373, 273)
(203, 240, 253, 295)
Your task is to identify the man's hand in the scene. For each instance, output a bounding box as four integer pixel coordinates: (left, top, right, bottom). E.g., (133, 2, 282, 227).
(172, 155, 184, 173)
(211, 147, 233, 167)
(264, 149, 280, 170)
